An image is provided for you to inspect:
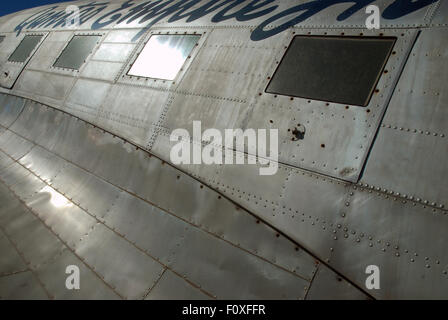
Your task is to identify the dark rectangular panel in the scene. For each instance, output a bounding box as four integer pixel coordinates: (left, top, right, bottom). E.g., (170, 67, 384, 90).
(53, 35, 101, 70)
(266, 36, 396, 106)
(8, 35, 43, 63)
(0, 36, 5, 44)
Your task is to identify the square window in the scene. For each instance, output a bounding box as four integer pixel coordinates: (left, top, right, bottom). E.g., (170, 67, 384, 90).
(8, 35, 43, 63)
(128, 34, 200, 81)
(266, 36, 396, 106)
(53, 35, 101, 70)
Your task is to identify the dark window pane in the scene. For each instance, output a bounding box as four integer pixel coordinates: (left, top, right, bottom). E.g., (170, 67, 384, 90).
(8, 35, 43, 63)
(128, 34, 200, 80)
(54, 35, 101, 70)
(266, 36, 396, 106)
(0, 36, 5, 44)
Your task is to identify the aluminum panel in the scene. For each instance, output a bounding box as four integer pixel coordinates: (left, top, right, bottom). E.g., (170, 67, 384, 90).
(103, 30, 141, 43)
(430, 1, 448, 26)
(34, 249, 120, 300)
(50, 162, 121, 219)
(79, 61, 123, 81)
(145, 270, 211, 300)
(266, 36, 396, 106)
(169, 226, 309, 299)
(245, 29, 416, 182)
(330, 186, 448, 299)
(0, 183, 26, 218)
(128, 34, 200, 80)
(13, 70, 75, 103)
(175, 28, 286, 102)
(27, 32, 72, 71)
(7, 170, 46, 201)
(0, 150, 14, 172)
(0, 271, 48, 299)
(362, 125, 448, 209)
(1, 206, 65, 268)
(26, 187, 97, 249)
(11, 101, 74, 151)
(66, 79, 111, 111)
(0, 130, 34, 160)
(0, 94, 25, 128)
(19, 145, 68, 183)
(117, 29, 207, 91)
(102, 191, 189, 267)
(0, 94, 330, 299)
(306, 264, 369, 300)
(0, 162, 32, 189)
(96, 84, 169, 146)
(0, 231, 27, 276)
(382, 28, 448, 135)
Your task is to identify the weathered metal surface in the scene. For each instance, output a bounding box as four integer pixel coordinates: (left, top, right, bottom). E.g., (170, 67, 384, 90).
(0, 95, 353, 299)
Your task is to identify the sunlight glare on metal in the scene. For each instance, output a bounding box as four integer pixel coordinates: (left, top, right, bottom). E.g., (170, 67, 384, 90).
(128, 34, 199, 80)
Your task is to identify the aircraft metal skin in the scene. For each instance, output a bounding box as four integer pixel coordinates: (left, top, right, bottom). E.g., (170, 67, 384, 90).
(0, 0, 446, 299)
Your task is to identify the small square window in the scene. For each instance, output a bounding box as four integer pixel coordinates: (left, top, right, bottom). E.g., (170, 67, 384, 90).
(8, 35, 43, 63)
(53, 35, 101, 70)
(266, 36, 396, 106)
(128, 34, 200, 81)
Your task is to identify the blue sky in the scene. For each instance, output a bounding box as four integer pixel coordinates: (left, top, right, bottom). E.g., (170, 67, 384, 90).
(0, 0, 76, 17)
